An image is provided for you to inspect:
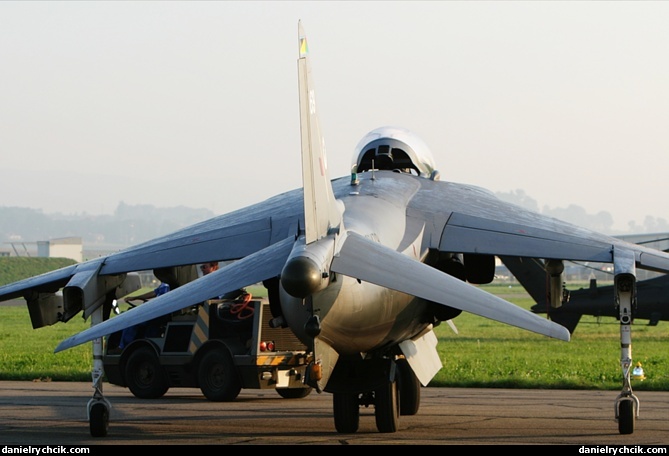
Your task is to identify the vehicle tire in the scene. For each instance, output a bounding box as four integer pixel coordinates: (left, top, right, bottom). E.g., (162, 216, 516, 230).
(374, 379, 400, 433)
(397, 358, 420, 416)
(276, 387, 313, 399)
(618, 399, 635, 435)
(89, 402, 109, 437)
(333, 392, 360, 433)
(198, 348, 241, 402)
(125, 346, 169, 399)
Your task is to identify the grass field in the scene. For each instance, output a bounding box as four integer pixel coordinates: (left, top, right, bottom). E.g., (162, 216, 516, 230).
(0, 283, 667, 390)
(431, 285, 669, 390)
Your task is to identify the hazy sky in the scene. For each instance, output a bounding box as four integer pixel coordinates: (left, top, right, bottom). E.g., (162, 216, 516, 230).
(2, 1, 668, 232)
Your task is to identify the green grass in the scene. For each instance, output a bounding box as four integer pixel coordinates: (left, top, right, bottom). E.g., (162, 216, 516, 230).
(0, 305, 92, 381)
(0, 257, 76, 286)
(0, 283, 667, 390)
(430, 285, 669, 390)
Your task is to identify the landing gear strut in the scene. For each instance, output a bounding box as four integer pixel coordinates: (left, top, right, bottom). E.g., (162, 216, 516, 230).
(613, 250, 639, 435)
(87, 305, 112, 437)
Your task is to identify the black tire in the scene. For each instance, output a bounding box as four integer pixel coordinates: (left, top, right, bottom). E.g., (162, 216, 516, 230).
(375, 379, 399, 433)
(397, 358, 420, 416)
(276, 387, 313, 399)
(618, 399, 635, 435)
(125, 346, 169, 399)
(89, 402, 109, 437)
(333, 393, 360, 433)
(198, 348, 242, 402)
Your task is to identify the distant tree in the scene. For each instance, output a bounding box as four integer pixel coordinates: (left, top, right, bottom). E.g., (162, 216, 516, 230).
(542, 204, 614, 233)
(495, 189, 540, 213)
(591, 211, 615, 233)
(641, 216, 669, 234)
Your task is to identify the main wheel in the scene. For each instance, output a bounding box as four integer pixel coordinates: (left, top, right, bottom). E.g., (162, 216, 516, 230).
(333, 393, 360, 433)
(618, 399, 635, 435)
(375, 379, 400, 433)
(125, 346, 169, 399)
(89, 402, 109, 437)
(397, 358, 420, 415)
(276, 387, 313, 399)
(198, 348, 241, 402)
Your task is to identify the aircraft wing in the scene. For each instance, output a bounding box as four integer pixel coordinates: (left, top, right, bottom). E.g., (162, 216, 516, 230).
(403, 178, 669, 274)
(0, 189, 303, 322)
(0, 263, 80, 301)
(99, 190, 303, 275)
(5, 172, 668, 331)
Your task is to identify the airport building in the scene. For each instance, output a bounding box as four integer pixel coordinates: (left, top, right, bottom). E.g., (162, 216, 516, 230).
(4, 237, 83, 262)
(37, 237, 83, 263)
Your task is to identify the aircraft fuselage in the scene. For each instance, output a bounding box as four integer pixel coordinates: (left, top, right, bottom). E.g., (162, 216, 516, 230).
(280, 173, 432, 356)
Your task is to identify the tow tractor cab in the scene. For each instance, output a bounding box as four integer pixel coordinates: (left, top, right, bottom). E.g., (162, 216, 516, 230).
(103, 294, 312, 401)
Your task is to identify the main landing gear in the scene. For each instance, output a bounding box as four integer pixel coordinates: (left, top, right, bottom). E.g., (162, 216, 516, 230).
(331, 356, 420, 434)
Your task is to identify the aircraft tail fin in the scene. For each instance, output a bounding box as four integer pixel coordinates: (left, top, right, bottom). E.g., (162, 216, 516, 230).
(546, 311, 581, 335)
(530, 301, 582, 334)
(297, 21, 342, 244)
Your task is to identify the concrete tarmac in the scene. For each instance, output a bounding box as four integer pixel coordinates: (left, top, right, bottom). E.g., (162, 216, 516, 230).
(0, 381, 668, 445)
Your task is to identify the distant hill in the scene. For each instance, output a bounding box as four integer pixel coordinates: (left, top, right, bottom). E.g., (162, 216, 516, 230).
(0, 202, 215, 255)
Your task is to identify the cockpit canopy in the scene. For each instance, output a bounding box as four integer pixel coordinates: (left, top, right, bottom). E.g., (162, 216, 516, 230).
(352, 126, 436, 178)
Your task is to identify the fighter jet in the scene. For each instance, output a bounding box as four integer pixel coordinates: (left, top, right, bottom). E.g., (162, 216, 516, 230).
(533, 273, 669, 333)
(502, 234, 669, 333)
(0, 21, 666, 437)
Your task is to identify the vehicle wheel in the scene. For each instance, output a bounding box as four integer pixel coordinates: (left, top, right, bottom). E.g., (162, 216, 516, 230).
(198, 348, 241, 402)
(333, 392, 360, 433)
(397, 358, 420, 416)
(375, 379, 399, 433)
(276, 387, 313, 399)
(125, 346, 169, 399)
(618, 399, 635, 435)
(89, 402, 109, 437)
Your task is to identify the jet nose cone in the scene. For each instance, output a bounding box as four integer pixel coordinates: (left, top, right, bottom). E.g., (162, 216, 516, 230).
(281, 256, 322, 298)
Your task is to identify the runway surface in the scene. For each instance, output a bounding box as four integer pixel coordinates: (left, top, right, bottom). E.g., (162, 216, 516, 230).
(0, 381, 668, 445)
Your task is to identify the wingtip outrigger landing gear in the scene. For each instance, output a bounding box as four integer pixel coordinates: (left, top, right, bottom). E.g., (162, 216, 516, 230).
(87, 337, 111, 437)
(86, 296, 114, 437)
(613, 250, 638, 435)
